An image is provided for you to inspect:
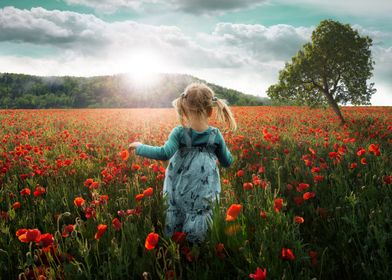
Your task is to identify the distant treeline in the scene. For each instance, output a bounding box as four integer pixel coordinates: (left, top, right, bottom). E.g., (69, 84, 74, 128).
(0, 73, 270, 109)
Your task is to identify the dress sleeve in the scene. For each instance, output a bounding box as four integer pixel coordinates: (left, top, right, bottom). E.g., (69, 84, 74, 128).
(215, 129, 233, 168)
(135, 126, 181, 160)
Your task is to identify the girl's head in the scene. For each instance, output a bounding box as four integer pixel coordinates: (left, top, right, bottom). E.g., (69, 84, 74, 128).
(172, 82, 237, 131)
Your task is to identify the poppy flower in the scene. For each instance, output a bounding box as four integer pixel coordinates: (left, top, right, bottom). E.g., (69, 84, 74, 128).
(274, 198, 284, 213)
(74, 197, 85, 207)
(309, 250, 318, 266)
(33, 186, 46, 197)
(303, 191, 315, 200)
(135, 193, 144, 202)
(296, 183, 310, 192)
(384, 175, 392, 185)
(132, 164, 141, 171)
(18, 229, 41, 243)
(12, 201, 21, 210)
(145, 232, 159, 250)
(249, 267, 267, 280)
(94, 224, 108, 240)
(112, 218, 122, 231)
(281, 247, 295, 261)
(143, 187, 154, 197)
(260, 210, 267, 219)
(294, 216, 304, 224)
(215, 243, 225, 258)
(225, 204, 242, 221)
(236, 170, 244, 177)
(36, 233, 54, 247)
(20, 188, 31, 196)
(119, 149, 129, 161)
(62, 225, 75, 237)
(360, 158, 367, 165)
(243, 182, 253, 190)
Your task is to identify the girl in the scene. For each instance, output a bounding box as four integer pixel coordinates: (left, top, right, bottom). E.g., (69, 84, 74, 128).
(128, 82, 237, 244)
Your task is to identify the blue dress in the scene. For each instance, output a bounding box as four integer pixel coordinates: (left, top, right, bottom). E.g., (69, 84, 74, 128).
(136, 125, 234, 243)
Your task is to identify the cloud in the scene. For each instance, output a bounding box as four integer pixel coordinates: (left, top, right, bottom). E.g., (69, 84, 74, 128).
(276, 0, 392, 18)
(64, 0, 267, 14)
(169, 0, 267, 14)
(0, 6, 391, 104)
(0, 6, 242, 68)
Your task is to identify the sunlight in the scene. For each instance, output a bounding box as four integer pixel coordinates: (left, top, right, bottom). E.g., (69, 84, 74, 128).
(124, 50, 167, 87)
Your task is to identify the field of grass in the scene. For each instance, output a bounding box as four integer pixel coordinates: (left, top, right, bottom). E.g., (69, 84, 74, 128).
(0, 106, 391, 279)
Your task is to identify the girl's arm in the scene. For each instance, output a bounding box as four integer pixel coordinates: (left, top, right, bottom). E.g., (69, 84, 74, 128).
(215, 130, 233, 168)
(132, 126, 181, 161)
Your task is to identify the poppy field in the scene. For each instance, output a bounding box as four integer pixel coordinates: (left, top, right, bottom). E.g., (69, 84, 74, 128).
(0, 106, 391, 279)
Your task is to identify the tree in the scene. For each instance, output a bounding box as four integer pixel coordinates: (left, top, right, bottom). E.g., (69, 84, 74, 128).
(267, 19, 376, 124)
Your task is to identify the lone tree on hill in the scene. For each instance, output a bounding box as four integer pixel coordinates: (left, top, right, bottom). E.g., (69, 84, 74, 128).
(267, 19, 376, 124)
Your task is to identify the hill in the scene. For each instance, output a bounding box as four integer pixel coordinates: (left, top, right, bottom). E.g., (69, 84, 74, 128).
(0, 73, 270, 109)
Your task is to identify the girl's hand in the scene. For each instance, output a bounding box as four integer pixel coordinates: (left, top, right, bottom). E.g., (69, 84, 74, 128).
(128, 142, 142, 152)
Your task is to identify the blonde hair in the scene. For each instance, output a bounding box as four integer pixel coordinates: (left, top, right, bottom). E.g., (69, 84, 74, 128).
(172, 82, 237, 131)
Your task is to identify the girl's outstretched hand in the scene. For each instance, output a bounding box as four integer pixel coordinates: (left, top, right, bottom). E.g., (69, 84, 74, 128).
(128, 142, 142, 152)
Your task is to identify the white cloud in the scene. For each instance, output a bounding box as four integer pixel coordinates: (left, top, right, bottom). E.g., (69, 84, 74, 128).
(64, 0, 267, 14)
(0, 7, 391, 104)
(277, 0, 392, 18)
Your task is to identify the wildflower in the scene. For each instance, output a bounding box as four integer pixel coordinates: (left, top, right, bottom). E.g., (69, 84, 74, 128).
(20, 188, 31, 196)
(249, 267, 267, 280)
(145, 232, 159, 250)
(303, 191, 315, 200)
(294, 216, 304, 224)
(94, 224, 108, 240)
(62, 225, 75, 237)
(119, 149, 129, 161)
(281, 247, 295, 261)
(171, 232, 186, 244)
(225, 204, 242, 221)
(112, 218, 122, 231)
(73, 197, 85, 207)
(143, 187, 154, 197)
(274, 198, 284, 213)
(18, 229, 41, 243)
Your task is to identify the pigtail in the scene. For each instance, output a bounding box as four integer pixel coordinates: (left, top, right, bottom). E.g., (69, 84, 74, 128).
(215, 98, 237, 132)
(172, 96, 188, 127)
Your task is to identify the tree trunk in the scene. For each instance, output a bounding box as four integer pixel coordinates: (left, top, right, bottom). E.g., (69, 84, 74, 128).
(323, 91, 345, 125)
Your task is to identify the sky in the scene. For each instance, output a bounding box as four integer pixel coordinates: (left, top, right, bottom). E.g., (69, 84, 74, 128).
(0, 0, 391, 105)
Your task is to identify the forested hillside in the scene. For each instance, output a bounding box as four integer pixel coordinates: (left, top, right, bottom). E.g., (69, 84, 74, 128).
(0, 73, 269, 108)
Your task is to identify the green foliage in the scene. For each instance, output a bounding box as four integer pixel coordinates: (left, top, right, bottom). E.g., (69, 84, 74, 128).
(0, 73, 267, 108)
(267, 19, 376, 108)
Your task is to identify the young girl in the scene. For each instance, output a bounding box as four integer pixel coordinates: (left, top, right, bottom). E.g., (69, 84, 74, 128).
(128, 82, 237, 244)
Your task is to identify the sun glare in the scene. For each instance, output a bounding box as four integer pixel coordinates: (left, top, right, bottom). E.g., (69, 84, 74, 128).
(124, 50, 167, 87)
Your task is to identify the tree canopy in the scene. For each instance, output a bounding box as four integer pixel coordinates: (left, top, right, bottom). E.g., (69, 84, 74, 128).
(0, 73, 269, 109)
(267, 19, 376, 123)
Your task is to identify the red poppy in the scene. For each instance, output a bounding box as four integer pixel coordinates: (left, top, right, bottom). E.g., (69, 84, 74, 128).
(215, 243, 225, 258)
(33, 186, 46, 197)
(309, 250, 318, 266)
(145, 232, 159, 250)
(20, 188, 31, 196)
(225, 204, 242, 221)
(119, 149, 129, 161)
(260, 210, 267, 219)
(384, 175, 392, 185)
(12, 201, 21, 210)
(274, 198, 284, 213)
(281, 247, 295, 261)
(62, 225, 75, 237)
(36, 233, 54, 247)
(74, 197, 85, 207)
(296, 183, 310, 192)
(112, 218, 122, 231)
(143, 187, 154, 197)
(303, 191, 315, 200)
(294, 216, 304, 224)
(360, 158, 367, 165)
(132, 164, 141, 171)
(135, 193, 144, 202)
(18, 229, 41, 243)
(249, 267, 267, 280)
(236, 170, 244, 177)
(243, 182, 253, 190)
(94, 224, 108, 240)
